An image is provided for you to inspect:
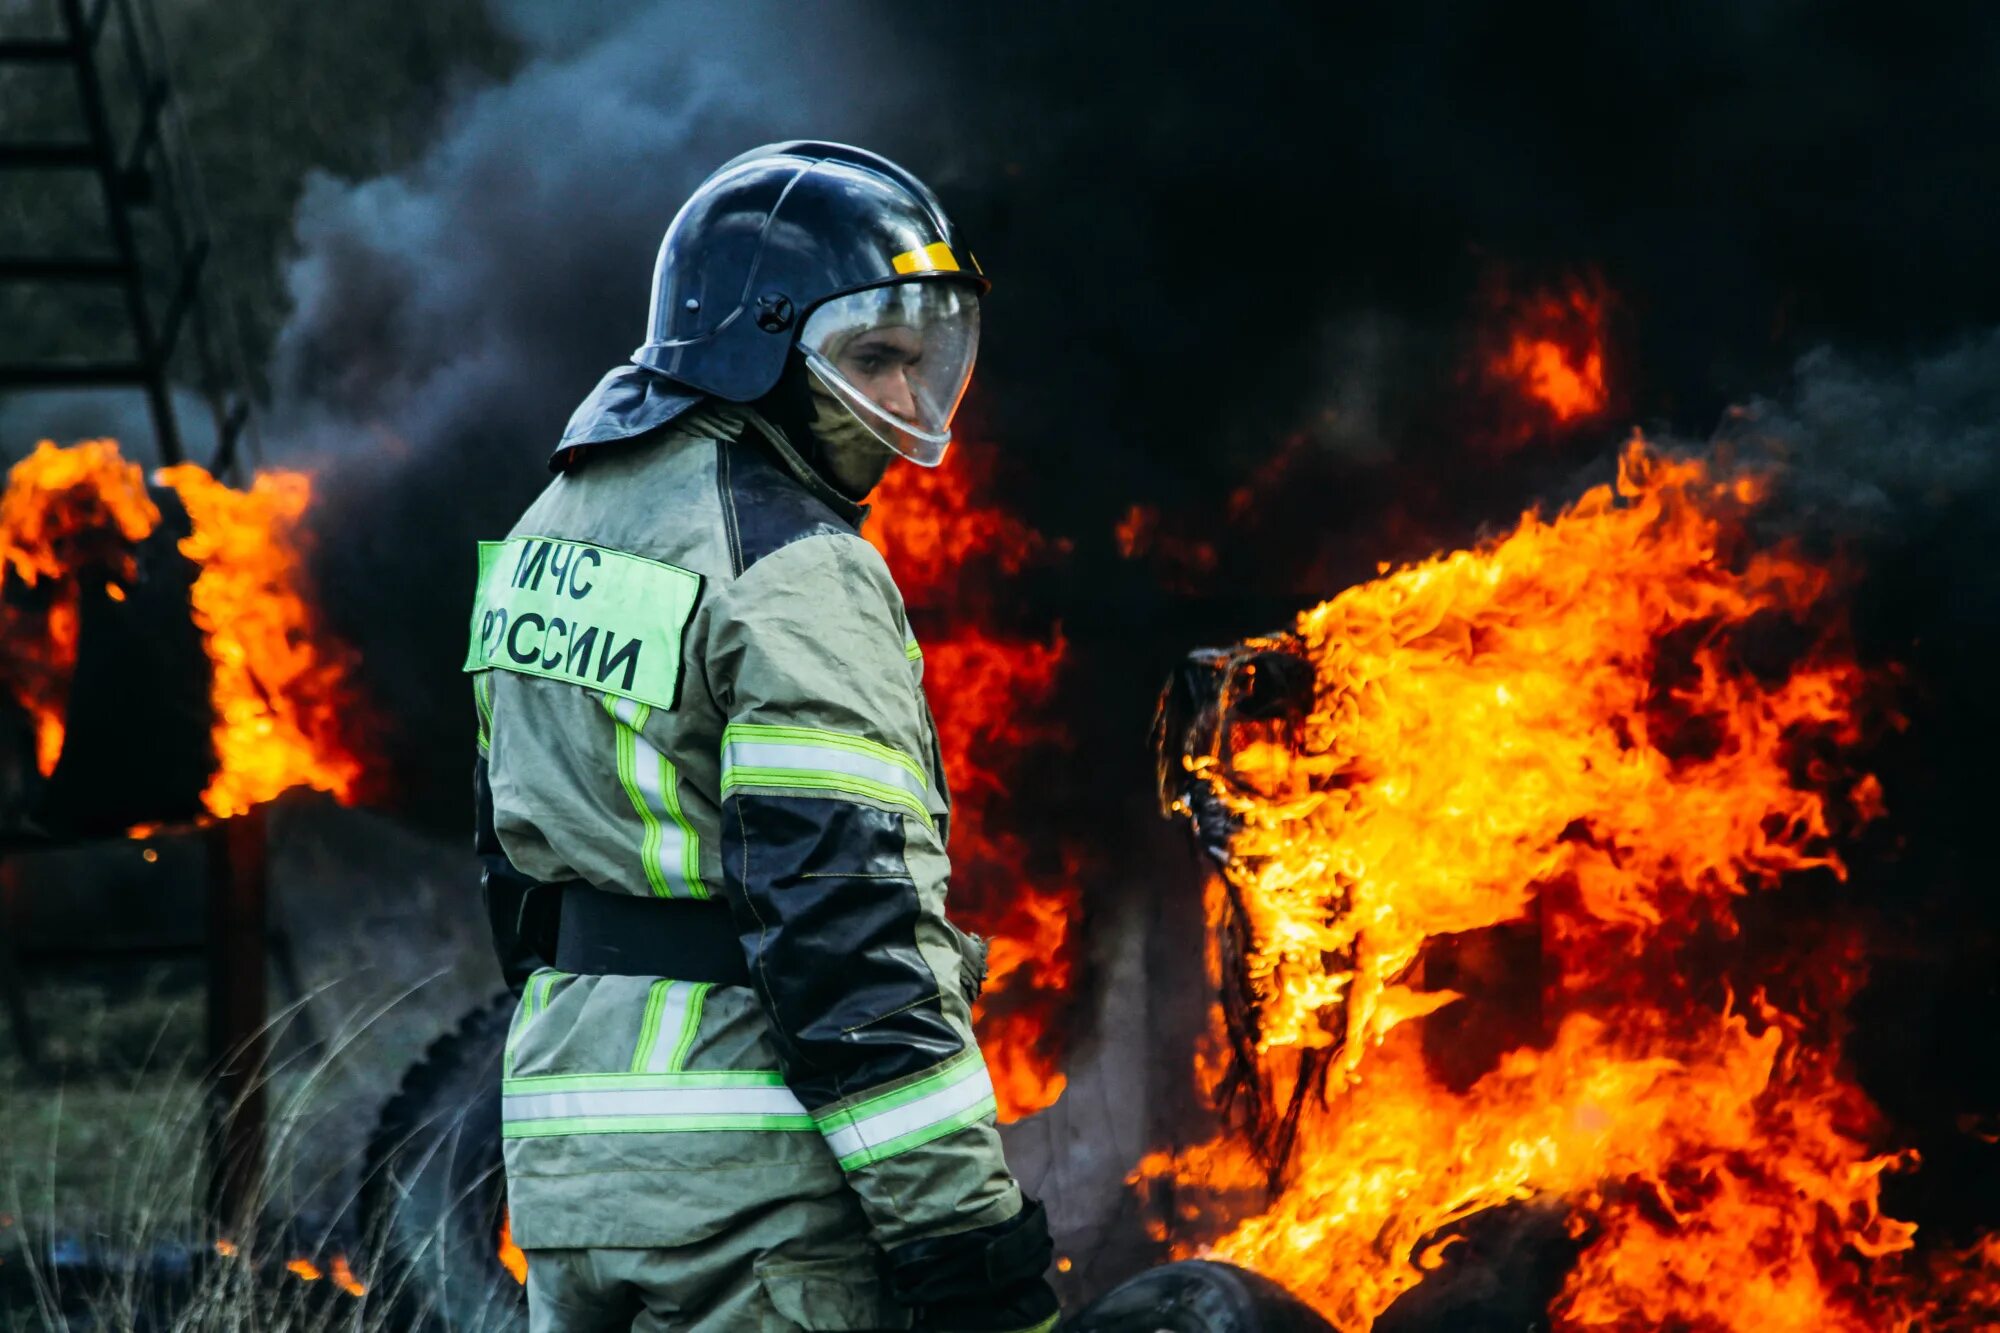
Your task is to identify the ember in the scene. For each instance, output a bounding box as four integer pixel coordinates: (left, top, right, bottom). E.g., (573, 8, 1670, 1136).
(0, 439, 362, 820)
(1149, 437, 2000, 1328)
(867, 448, 1079, 1119)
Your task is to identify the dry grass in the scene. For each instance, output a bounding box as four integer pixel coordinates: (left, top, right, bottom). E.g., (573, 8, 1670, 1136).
(0, 960, 505, 1332)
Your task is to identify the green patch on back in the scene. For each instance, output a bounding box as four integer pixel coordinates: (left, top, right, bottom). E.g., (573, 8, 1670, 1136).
(466, 535, 701, 711)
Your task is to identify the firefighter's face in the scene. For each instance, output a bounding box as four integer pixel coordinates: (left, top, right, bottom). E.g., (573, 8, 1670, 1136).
(805, 353, 898, 499)
(828, 325, 926, 425)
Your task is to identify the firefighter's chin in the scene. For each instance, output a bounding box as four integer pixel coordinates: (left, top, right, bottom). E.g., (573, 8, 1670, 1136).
(815, 427, 891, 498)
(808, 382, 899, 499)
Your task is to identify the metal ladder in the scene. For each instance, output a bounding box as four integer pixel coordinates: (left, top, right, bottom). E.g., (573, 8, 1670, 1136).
(0, 0, 254, 473)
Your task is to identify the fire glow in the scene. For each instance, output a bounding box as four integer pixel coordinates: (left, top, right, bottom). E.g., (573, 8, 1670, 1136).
(1482, 275, 1610, 443)
(0, 439, 361, 819)
(867, 449, 1079, 1120)
(1147, 439, 2000, 1328)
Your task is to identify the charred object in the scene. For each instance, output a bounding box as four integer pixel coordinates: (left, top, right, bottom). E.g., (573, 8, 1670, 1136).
(0, 485, 214, 843)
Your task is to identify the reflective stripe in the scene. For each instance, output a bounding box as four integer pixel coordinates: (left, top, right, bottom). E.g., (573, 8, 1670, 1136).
(725, 741, 925, 802)
(504, 969, 564, 1077)
(473, 672, 493, 752)
(668, 982, 710, 1071)
(631, 980, 710, 1073)
(815, 1052, 998, 1171)
(722, 724, 926, 788)
(501, 1070, 814, 1137)
(606, 696, 705, 898)
(721, 723, 931, 826)
(904, 639, 922, 662)
(891, 241, 960, 275)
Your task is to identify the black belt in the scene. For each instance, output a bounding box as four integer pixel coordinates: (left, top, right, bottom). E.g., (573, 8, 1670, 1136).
(553, 884, 750, 985)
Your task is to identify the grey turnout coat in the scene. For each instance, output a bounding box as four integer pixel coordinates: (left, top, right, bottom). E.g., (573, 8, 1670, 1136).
(469, 398, 1022, 1257)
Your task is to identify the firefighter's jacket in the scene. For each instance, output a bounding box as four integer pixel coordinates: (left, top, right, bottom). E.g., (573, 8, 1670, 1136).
(469, 401, 1022, 1252)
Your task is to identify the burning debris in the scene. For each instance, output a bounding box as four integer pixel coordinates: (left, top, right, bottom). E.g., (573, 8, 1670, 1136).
(0, 438, 363, 829)
(866, 446, 1081, 1119)
(1150, 437, 2000, 1329)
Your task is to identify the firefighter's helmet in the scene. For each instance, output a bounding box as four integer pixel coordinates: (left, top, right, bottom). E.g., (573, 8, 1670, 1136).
(633, 141, 986, 466)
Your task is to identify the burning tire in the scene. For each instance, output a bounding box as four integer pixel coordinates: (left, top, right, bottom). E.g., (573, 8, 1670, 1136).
(361, 994, 525, 1332)
(1064, 1260, 1336, 1332)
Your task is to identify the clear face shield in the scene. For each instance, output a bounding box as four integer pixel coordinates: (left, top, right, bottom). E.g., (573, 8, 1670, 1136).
(798, 280, 980, 467)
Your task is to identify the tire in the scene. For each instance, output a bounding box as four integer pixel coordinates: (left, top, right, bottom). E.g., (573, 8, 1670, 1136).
(360, 994, 526, 1333)
(1064, 1260, 1337, 1333)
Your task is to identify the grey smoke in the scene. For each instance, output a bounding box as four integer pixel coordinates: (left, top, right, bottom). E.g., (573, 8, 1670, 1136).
(1722, 332, 2000, 540)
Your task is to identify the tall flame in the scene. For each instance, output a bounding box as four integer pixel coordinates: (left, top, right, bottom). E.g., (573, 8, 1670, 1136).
(0, 439, 361, 818)
(1147, 437, 2000, 1328)
(157, 464, 362, 817)
(867, 449, 1079, 1120)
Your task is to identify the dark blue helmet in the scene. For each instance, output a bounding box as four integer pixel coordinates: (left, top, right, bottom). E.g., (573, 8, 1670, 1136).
(554, 142, 986, 471)
(633, 141, 986, 401)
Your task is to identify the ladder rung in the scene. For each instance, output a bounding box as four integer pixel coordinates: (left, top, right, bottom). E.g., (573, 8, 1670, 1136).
(0, 362, 149, 387)
(0, 142, 97, 168)
(0, 255, 127, 281)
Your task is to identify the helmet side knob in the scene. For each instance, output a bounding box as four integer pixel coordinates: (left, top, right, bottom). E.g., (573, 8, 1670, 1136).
(754, 292, 795, 333)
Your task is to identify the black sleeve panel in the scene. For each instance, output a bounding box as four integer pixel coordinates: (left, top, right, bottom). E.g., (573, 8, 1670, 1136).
(475, 754, 556, 994)
(721, 791, 961, 1106)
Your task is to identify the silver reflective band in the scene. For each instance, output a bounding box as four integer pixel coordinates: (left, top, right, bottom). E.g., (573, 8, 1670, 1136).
(502, 1072, 815, 1137)
(722, 740, 926, 803)
(817, 1058, 998, 1170)
(506, 1085, 808, 1122)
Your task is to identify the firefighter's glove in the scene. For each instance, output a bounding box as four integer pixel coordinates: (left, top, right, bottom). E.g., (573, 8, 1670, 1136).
(886, 1197, 1061, 1333)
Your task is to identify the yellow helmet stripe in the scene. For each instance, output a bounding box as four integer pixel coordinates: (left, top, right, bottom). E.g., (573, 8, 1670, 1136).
(890, 240, 961, 275)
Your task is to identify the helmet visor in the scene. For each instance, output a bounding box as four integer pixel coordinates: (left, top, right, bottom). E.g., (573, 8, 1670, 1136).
(799, 281, 980, 467)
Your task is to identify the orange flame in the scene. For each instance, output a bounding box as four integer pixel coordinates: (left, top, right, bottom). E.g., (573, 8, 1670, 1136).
(0, 440, 362, 817)
(280, 1252, 367, 1295)
(157, 464, 363, 817)
(868, 452, 1079, 1120)
(329, 1254, 366, 1297)
(498, 1210, 528, 1285)
(1147, 437, 2000, 1328)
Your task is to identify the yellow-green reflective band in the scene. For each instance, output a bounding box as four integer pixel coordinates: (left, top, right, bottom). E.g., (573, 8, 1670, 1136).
(466, 535, 700, 712)
(904, 639, 922, 662)
(814, 1050, 997, 1171)
(605, 697, 706, 898)
(720, 723, 931, 825)
(501, 1070, 814, 1137)
(631, 980, 709, 1073)
(722, 769, 932, 827)
(631, 979, 673, 1073)
(504, 969, 565, 1077)
(473, 672, 494, 752)
(670, 982, 710, 1071)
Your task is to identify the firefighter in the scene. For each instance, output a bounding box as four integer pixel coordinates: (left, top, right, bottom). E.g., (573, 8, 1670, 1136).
(467, 142, 1060, 1333)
